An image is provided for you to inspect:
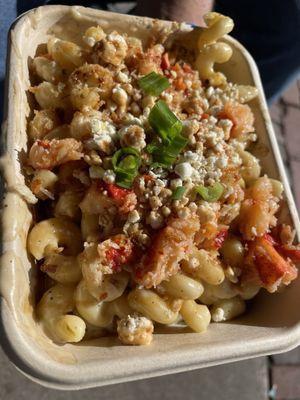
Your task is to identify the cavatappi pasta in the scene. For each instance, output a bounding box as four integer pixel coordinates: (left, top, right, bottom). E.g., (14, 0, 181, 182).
(25, 12, 300, 346)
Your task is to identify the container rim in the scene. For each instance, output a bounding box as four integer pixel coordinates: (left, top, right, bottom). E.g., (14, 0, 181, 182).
(1, 5, 300, 390)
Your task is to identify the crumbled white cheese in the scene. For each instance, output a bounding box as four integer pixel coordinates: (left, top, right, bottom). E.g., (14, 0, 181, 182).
(117, 314, 153, 345)
(141, 95, 156, 109)
(118, 124, 146, 150)
(116, 70, 129, 83)
(148, 211, 164, 229)
(178, 207, 190, 219)
(85, 120, 117, 154)
(211, 307, 225, 322)
(216, 155, 228, 169)
(170, 178, 183, 189)
(127, 210, 140, 224)
(188, 202, 198, 212)
(149, 196, 162, 209)
(161, 92, 173, 103)
(112, 85, 128, 106)
(231, 152, 242, 166)
(248, 133, 257, 142)
(122, 114, 143, 126)
(182, 119, 200, 137)
(153, 185, 163, 196)
(107, 33, 127, 45)
(187, 257, 199, 269)
(179, 22, 193, 32)
(206, 86, 215, 98)
(201, 98, 209, 110)
(103, 169, 116, 184)
(83, 35, 96, 47)
(205, 130, 220, 147)
(174, 162, 193, 180)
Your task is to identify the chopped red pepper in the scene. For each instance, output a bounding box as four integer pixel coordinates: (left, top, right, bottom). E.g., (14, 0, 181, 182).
(105, 183, 130, 200)
(174, 77, 187, 91)
(201, 113, 210, 120)
(161, 53, 170, 70)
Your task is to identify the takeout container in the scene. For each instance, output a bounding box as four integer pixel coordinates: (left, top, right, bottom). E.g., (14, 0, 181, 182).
(1, 5, 300, 390)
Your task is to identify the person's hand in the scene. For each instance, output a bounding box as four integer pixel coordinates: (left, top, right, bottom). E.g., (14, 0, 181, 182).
(135, 0, 214, 26)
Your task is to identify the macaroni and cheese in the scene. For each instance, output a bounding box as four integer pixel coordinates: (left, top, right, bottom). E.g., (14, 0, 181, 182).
(25, 12, 300, 345)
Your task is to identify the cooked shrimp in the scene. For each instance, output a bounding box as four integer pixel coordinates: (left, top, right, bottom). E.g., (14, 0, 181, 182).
(244, 234, 298, 293)
(30, 169, 58, 200)
(239, 176, 279, 240)
(91, 32, 128, 66)
(29, 109, 61, 140)
(28, 139, 83, 170)
(69, 63, 113, 109)
(83, 26, 106, 47)
(70, 109, 103, 140)
(125, 36, 143, 65)
(118, 124, 146, 151)
(32, 56, 65, 83)
(137, 44, 164, 75)
(57, 160, 88, 186)
(134, 212, 200, 288)
(79, 181, 115, 215)
(220, 101, 254, 139)
(47, 37, 85, 73)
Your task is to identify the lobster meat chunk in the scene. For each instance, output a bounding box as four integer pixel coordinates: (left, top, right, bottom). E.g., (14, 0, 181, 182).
(245, 235, 298, 293)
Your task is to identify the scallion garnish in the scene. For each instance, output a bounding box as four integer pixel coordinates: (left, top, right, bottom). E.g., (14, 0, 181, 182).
(138, 72, 170, 96)
(172, 186, 186, 200)
(112, 147, 141, 188)
(149, 100, 183, 143)
(147, 135, 188, 167)
(147, 101, 188, 167)
(195, 182, 224, 202)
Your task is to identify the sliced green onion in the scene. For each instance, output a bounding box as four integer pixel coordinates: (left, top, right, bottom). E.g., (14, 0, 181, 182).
(118, 155, 138, 170)
(112, 147, 141, 188)
(195, 182, 224, 202)
(147, 101, 187, 168)
(152, 149, 177, 167)
(149, 100, 183, 142)
(114, 176, 133, 189)
(138, 72, 170, 96)
(167, 134, 188, 154)
(112, 147, 140, 170)
(172, 186, 186, 200)
(146, 142, 160, 154)
(148, 136, 188, 167)
(115, 170, 136, 189)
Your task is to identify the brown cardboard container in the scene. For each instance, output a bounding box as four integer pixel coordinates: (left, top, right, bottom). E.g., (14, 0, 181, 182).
(0, 5, 300, 390)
